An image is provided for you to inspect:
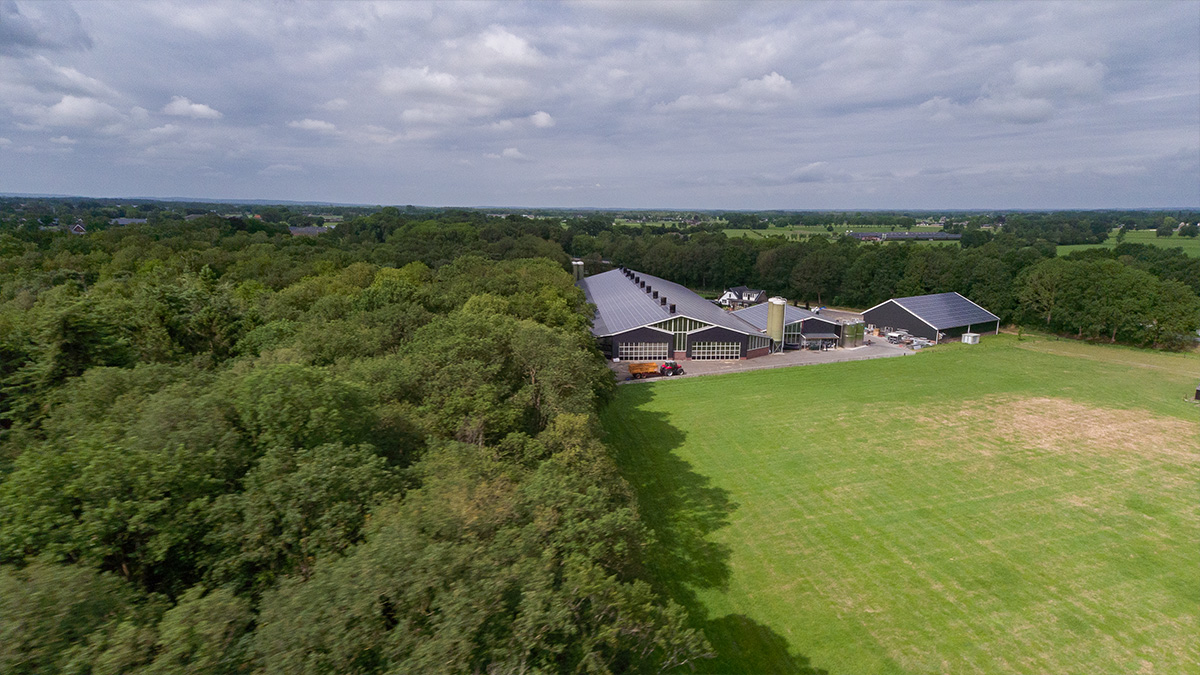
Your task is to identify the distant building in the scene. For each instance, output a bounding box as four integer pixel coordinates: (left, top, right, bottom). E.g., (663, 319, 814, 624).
(110, 217, 148, 226)
(69, 222, 87, 235)
(845, 231, 961, 241)
(717, 286, 767, 309)
(288, 225, 332, 237)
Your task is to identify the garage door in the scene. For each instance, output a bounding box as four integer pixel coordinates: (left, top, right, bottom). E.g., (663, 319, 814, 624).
(617, 342, 669, 361)
(690, 342, 741, 360)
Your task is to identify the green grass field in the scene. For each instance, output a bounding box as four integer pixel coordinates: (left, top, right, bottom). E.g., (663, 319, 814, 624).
(601, 335, 1199, 674)
(1058, 229, 1200, 258)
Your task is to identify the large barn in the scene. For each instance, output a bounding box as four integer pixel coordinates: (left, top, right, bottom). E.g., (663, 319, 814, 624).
(733, 303, 843, 348)
(577, 268, 771, 361)
(863, 292, 999, 341)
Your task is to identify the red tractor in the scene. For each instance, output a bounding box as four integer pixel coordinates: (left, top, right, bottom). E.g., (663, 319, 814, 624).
(627, 360, 685, 379)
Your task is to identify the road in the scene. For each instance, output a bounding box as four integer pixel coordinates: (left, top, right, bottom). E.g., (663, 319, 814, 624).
(611, 340, 911, 384)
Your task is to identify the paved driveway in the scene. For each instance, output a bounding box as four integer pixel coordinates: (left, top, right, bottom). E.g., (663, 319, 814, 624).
(611, 341, 912, 383)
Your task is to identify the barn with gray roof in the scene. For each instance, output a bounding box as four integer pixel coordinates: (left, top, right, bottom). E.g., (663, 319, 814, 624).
(732, 303, 843, 348)
(862, 292, 999, 341)
(577, 268, 772, 361)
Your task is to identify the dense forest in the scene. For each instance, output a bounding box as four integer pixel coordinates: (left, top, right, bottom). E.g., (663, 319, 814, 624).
(0, 200, 1197, 673)
(0, 214, 708, 674)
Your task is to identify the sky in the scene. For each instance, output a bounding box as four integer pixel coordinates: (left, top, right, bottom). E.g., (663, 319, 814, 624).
(1, 1, 1198, 210)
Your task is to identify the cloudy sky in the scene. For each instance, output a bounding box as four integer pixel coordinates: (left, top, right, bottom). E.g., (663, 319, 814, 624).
(1, 1, 1197, 209)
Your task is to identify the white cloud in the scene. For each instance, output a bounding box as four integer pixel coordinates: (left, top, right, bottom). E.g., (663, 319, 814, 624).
(1012, 59, 1106, 99)
(379, 66, 461, 97)
(919, 58, 1108, 125)
(127, 124, 182, 145)
(288, 118, 338, 133)
(486, 147, 532, 162)
(377, 66, 531, 127)
(320, 98, 348, 111)
(49, 135, 76, 144)
(259, 163, 304, 175)
(0, 138, 12, 148)
(973, 95, 1056, 125)
(479, 26, 543, 66)
(15, 95, 123, 127)
(162, 96, 222, 119)
(19, 56, 119, 99)
(529, 111, 555, 128)
(656, 71, 797, 112)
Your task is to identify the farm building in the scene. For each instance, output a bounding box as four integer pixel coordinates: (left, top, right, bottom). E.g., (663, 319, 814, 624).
(717, 286, 767, 309)
(576, 268, 771, 361)
(733, 302, 843, 349)
(863, 292, 999, 342)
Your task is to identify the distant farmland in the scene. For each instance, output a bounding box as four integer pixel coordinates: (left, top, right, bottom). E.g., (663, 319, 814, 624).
(1058, 228, 1200, 257)
(602, 335, 1199, 674)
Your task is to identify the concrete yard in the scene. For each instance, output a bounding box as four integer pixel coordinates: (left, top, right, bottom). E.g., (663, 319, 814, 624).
(611, 340, 911, 383)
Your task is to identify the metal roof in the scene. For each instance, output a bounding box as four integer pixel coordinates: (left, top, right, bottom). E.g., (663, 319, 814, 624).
(577, 268, 763, 337)
(732, 302, 830, 329)
(865, 292, 998, 330)
(799, 332, 840, 339)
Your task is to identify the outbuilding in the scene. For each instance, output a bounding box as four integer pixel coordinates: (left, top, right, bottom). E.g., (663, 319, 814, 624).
(863, 292, 999, 342)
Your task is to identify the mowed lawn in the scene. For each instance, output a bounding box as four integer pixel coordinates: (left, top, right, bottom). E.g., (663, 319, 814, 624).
(601, 335, 1200, 674)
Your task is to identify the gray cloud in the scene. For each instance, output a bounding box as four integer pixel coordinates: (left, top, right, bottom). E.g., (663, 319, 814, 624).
(0, 0, 1195, 208)
(0, 1, 92, 56)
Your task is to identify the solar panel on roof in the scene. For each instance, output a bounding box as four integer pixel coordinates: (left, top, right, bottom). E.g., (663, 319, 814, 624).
(891, 292, 998, 330)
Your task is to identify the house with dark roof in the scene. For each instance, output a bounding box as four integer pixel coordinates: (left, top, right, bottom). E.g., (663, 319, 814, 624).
(862, 292, 999, 342)
(733, 303, 843, 348)
(717, 286, 767, 309)
(577, 268, 771, 361)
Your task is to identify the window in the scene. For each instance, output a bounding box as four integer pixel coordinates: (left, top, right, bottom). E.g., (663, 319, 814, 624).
(651, 316, 711, 352)
(690, 342, 741, 360)
(748, 335, 770, 351)
(617, 342, 669, 361)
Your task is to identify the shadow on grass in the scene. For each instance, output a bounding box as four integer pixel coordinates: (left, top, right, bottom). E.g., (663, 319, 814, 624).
(605, 384, 826, 675)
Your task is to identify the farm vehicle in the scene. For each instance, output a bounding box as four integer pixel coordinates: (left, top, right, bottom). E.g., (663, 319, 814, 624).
(627, 360, 685, 379)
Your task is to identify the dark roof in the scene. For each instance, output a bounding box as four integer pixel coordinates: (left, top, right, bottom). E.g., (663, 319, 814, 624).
(732, 302, 828, 328)
(289, 226, 331, 236)
(725, 285, 764, 296)
(799, 332, 840, 339)
(865, 292, 998, 330)
(577, 268, 763, 337)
